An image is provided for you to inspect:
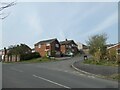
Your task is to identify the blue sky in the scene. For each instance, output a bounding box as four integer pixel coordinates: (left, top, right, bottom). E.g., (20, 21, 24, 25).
(1, 2, 118, 49)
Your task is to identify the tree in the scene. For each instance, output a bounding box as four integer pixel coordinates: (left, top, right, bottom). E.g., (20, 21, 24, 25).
(8, 44, 32, 56)
(86, 33, 107, 62)
(0, 1, 16, 19)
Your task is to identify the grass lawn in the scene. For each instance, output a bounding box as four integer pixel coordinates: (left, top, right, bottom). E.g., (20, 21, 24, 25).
(3, 57, 56, 63)
(83, 59, 119, 67)
(20, 57, 56, 63)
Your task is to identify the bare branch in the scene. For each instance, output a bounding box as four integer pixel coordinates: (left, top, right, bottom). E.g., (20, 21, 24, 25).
(0, 1, 16, 19)
(0, 1, 16, 11)
(0, 12, 10, 19)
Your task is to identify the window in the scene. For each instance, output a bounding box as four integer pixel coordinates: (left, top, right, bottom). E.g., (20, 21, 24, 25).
(117, 49, 120, 55)
(46, 43, 50, 46)
(39, 44, 41, 48)
(56, 44, 59, 48)
(72, 49, 74, 52)
(69, 45, 71, 48)
(46, 46, 50, 49)
(66, 45, 68, 48)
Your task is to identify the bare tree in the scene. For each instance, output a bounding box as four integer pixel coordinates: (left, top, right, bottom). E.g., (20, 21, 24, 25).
(0, 1, 16, 19)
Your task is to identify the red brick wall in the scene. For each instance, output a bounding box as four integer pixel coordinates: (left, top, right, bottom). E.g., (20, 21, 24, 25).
(35, 44, 51, 57)
(60, 45, 66, 54)
(35, 40, 60, 57)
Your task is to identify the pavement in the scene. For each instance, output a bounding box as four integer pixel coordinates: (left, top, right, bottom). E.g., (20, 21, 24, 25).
(73, 61, 118, 76)
(2, 56, 118, 88)
(55, 57, 72, 60)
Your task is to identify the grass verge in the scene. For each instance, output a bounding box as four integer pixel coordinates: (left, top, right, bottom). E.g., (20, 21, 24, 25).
(83, 59, 119, 67)
(20, 57, 56, 63)
(3, 57, 56, 63)
(104, 74, 120, 81)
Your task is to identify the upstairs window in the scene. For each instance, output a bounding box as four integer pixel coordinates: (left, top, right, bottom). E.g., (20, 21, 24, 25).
(69, 45, 72, 48)
(66, 45, 68, 48)
(46, 43, 50, 46)
(56, 44, 59, 48)
(39, 44, 41, 48)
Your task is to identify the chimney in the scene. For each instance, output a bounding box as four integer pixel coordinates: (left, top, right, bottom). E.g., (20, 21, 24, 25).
(4, 47, 7, 55)
(65, 39, 68, 41)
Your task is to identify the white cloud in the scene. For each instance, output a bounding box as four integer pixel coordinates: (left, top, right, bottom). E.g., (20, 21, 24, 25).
(81, 11, 118, 37)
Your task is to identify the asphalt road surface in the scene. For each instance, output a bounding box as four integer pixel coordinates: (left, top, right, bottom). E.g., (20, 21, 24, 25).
(2, 56, 118, 88)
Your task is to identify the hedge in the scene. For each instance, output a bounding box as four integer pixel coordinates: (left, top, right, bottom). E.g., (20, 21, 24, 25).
(20, 52, 40, 60)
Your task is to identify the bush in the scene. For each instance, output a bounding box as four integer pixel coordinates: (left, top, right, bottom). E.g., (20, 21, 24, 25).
(20, 52, 40, 60)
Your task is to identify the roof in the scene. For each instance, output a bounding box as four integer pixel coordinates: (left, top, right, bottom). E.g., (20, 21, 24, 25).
(60, 40, 77, 45)
(76, 42, 87, 47)
(107, 42, 120, 49)
(0, 49, 3, 52)
(106, 44, 116, 47)
(35, 38, 57, 46)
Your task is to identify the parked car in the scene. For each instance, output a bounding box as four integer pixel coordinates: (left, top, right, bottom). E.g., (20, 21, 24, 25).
(66, 52, 74, 57)
(84, 54, 88, 60)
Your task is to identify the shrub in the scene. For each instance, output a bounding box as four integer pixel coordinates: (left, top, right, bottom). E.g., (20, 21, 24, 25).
(20, 52, 40, 60)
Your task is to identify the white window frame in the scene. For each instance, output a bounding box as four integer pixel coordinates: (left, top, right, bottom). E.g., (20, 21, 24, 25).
(46, 43, 50, 46)
(69, 45, 72, 48)
(72, 44, 74, 47)
(72, 49, 74, 52)
(39, 44, 41, 48)
(56, 44, 59, 48)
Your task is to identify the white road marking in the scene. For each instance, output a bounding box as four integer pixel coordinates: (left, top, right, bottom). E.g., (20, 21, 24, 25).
(33, 74, 71, 89)
(10, 68, 23, 73)
(79, 74, 84, 76)
(88, 76, 95, 78)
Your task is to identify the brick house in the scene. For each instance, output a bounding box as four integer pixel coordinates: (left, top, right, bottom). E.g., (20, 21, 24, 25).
(107, 42, 120, 62)
(34, 38, 61, 57)
(60, 39, 78, 56)
(107, 43, 120, 54)
(76, 42, 89, 54)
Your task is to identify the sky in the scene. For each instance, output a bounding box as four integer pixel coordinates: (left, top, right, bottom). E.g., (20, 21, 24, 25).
(1, 1, 118, 49)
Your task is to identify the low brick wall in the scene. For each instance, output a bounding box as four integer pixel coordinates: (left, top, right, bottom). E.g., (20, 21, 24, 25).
(3, 55, 20, 62)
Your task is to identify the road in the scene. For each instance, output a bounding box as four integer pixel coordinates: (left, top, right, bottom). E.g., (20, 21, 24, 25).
(2, 56, 118, 88)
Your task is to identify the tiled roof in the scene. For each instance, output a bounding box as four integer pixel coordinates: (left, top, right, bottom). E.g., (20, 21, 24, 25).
(60, 40, 77, 45)
(107, 43, 120, 49)
(35, 38, 57, 45)
(60, 40, 72, 45)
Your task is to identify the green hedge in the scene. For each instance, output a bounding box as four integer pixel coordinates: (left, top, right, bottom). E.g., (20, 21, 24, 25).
(20, 52, 40, 60)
